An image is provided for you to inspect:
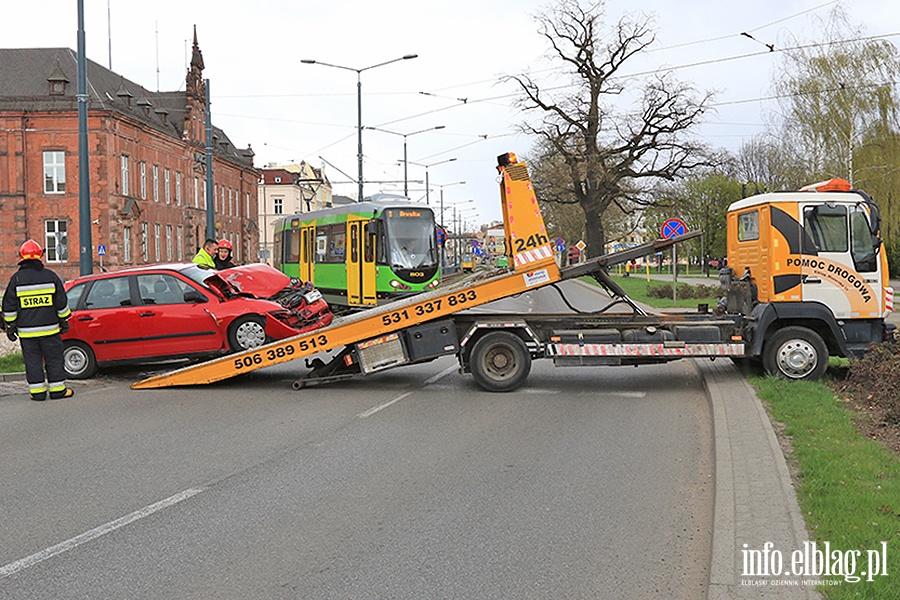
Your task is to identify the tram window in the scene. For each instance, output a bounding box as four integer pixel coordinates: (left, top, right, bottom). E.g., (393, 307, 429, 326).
(301, 229, 307, 264)
(287, 229, 300, 263)
(327, 223, 346, 263)
(316, 227, 328, 263)
(365, 223, 375, 263)
(273, 231, 282, 268)
(350, 223, 359, 263)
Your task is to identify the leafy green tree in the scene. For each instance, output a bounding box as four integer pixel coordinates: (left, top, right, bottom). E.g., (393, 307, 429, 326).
(644, 171, 743, 275)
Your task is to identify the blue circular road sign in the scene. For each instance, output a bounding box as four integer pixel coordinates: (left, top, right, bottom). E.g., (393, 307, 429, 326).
(661, 218, 687, 239)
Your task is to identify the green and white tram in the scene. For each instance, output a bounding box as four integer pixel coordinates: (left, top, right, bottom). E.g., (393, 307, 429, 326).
(272, 199, 440, 310)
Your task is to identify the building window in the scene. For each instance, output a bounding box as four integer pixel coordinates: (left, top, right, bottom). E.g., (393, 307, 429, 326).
(121, 155, 129, 196)
(140, 162, 147, 199)
(154, 224, 161, 262)
(246, 193, 250, 217)
(153, 165, 159, 202)
(177, 226, 184, 261)
(274, 176, 282, 184)
(175, 172, 182, 205)
(164, 169, 171, 203)
(221, 186, 225, 212)
(274, 197, 283, 215)
(43, 151, 66, 194)
(203, 180, 207, 207)
(141, 223, 148, 262)
(228, 188, 233, 216)
(124, 226, 132, 263)
(166, 225, 173, 261)
(44, 220, 68, 262)
(193, 177, 199, 208)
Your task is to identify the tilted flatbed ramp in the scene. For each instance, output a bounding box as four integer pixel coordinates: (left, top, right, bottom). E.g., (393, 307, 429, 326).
(132, 153, 697, 389)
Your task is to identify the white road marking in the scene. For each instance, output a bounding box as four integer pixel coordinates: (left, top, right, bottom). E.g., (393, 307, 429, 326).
(357, 391, 413, 419)
(424, 364, 458, 385)
(0, 487, 205, 580)
(357, 364, 457, 419)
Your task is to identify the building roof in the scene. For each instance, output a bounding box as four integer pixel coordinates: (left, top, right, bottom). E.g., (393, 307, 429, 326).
(0, 47, 254, 169)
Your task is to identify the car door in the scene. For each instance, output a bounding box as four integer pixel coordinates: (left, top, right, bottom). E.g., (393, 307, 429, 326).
(135, 273, 224, 356)
(73, 275, 148, 362)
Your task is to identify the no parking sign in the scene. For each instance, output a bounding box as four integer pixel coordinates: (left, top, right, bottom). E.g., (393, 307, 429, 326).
(661, 218, 687, 239)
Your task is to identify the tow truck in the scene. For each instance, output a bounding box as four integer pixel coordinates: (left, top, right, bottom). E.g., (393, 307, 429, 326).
(133, 153, 894, 391)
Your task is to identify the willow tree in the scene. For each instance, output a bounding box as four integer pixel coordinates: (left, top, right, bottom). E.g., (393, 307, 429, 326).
(507, 0, 714, 257)
(773, 5, 900, 183)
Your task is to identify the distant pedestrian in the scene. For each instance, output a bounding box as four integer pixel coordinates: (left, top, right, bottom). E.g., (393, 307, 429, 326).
(1, 240, 74, 401)
(192, 238, 218, 269)
(214, 238, 237, 270)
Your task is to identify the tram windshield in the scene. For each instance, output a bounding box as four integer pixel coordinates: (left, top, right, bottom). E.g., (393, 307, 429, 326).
(384, 209, 437, 269)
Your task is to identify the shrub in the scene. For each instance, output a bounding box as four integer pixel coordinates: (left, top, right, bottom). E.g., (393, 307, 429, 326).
(647, 282, 723, 300)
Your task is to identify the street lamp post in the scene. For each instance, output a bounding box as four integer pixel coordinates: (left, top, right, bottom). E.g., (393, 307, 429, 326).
(430, 181, 465, 274)
(366, 125, 444, 196)
(301, 54, 417, 201)
(453, 205, 478, 267)
(408, 157, 456, 205)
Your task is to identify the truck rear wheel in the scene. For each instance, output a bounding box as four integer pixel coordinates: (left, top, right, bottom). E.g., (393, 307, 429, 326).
(469, 331, 531, 392)
(762, 326, 828, 380)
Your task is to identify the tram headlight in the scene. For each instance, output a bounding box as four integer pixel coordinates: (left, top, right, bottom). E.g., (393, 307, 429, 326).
(427, 279, 440, 289)
(389, 280, 411, 291)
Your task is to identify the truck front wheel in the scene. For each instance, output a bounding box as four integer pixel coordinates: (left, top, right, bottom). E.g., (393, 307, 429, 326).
(762, 326, 828, 380)
(469, 332, 531, 392)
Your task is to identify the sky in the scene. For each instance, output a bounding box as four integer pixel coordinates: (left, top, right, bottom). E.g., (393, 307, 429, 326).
(3, 0, 898, 227)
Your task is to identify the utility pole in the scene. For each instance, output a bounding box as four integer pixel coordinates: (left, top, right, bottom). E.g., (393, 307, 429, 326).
(77, 0, 93, 275)
(204, 79, 214, 240)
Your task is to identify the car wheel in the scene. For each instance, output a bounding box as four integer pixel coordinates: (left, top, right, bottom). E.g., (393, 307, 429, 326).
(469, 331, 531, 392)
(228, 316, 267, 352)
(762, 326, 828, 381)
(63, 341, 98, 379)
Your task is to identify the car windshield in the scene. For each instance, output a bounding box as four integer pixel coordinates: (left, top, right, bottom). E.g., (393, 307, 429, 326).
(179, 264, 216, 288)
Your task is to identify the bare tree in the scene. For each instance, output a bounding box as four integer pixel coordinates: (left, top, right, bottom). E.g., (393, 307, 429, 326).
(507, 0, 715, 256)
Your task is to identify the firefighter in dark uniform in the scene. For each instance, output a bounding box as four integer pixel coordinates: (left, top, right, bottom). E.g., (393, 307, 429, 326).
(1, 240, 74, 401)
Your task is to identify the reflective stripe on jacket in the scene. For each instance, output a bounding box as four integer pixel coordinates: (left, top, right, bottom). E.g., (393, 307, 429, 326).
(1, 260, 70, 338)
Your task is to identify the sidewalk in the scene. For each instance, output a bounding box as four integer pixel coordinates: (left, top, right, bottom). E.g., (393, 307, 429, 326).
(697, 358, 820, 599)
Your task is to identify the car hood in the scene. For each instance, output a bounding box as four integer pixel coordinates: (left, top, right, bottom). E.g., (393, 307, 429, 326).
(205, 264, 291, 299)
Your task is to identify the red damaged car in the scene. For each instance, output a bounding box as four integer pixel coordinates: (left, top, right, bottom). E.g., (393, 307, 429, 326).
(61, 263, 333, 378)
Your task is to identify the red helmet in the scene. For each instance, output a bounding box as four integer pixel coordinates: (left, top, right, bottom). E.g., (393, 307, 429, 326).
(217, 239, 233, 250)
(19, 239, 44, 260)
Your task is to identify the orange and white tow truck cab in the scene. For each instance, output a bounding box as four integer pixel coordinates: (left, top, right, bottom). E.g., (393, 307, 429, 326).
(723, 178, 895, 378)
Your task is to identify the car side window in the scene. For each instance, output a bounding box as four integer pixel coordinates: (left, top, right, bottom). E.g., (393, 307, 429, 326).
(66, 283, 86, 310)
(137, 274, 194, 305)
(85, 277, 131, 309)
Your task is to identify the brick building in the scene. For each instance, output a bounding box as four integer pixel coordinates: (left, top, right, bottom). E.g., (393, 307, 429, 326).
(0, 29, 258, 284)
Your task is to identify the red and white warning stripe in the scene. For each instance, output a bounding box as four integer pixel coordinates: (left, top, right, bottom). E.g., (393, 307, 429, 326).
(886, 286, 894, 313)
(546, 343, 746, 358)
(513, 245, 553, 268)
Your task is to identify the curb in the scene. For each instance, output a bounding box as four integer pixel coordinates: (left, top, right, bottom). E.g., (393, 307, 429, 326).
(696, 358, 820, 599)
(0, 371, 26, 382)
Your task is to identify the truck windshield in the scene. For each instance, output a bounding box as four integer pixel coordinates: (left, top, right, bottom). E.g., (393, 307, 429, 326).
(385, 210, 436, 269)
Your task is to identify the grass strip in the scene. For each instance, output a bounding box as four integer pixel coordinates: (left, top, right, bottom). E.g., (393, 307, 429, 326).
(752, 376, 899, 598)
(581, 274, 721, 309)
(0, 351, 24, 374)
